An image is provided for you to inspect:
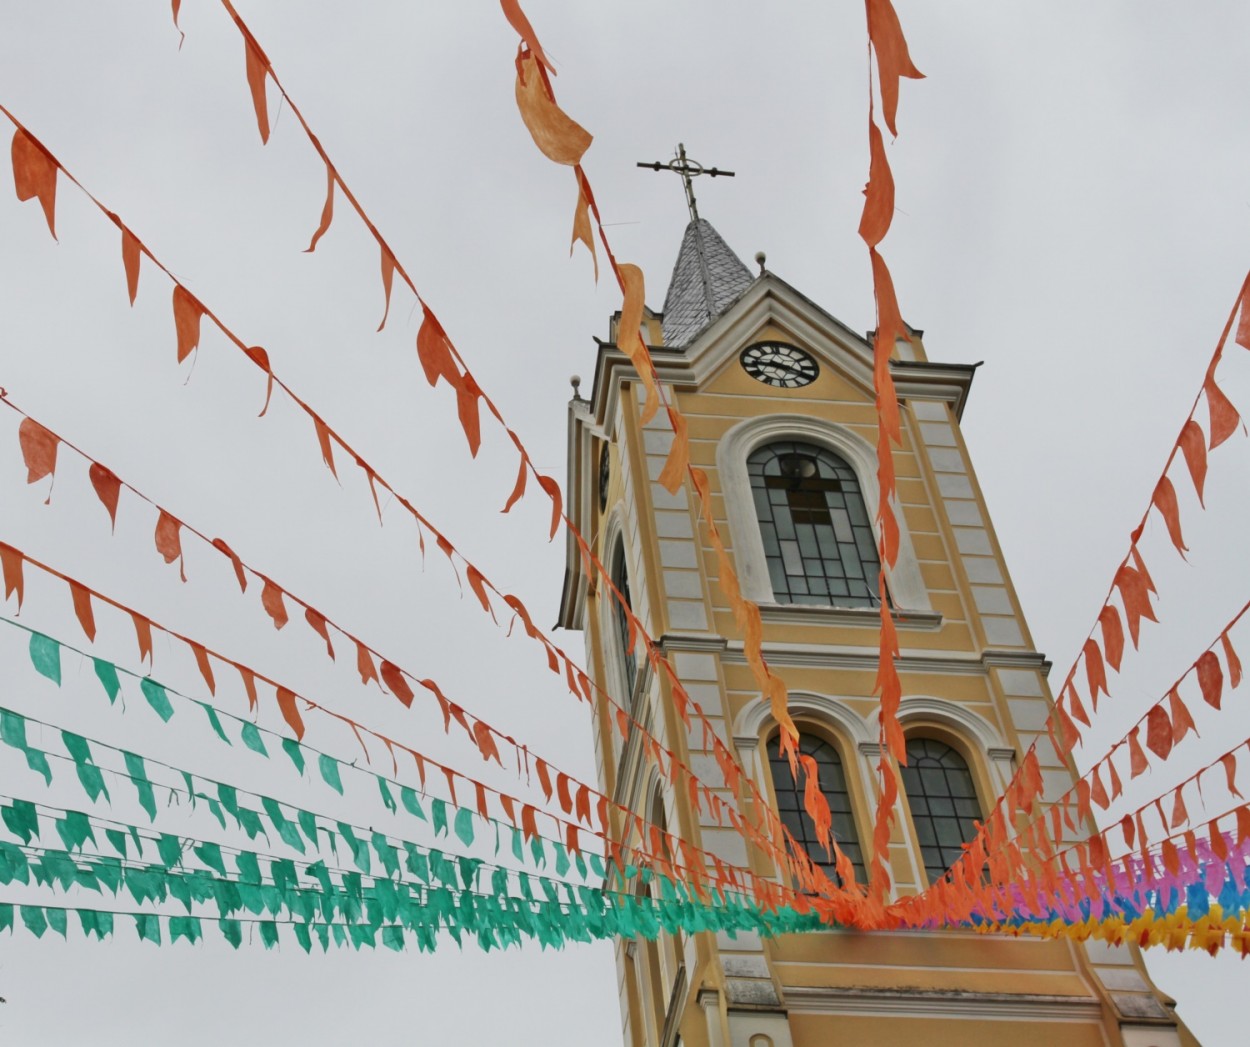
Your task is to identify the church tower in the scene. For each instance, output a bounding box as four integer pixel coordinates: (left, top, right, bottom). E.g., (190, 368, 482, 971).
(557, 195, 1193, 1046)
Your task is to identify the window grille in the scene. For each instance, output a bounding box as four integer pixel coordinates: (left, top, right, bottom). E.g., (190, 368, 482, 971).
(900, 737, 984, 883)
(747, 441, 882, 607)
(767, 732, 865, 884)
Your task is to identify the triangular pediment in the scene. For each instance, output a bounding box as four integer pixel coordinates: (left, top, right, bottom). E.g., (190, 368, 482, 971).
(670, 272, 881, 400)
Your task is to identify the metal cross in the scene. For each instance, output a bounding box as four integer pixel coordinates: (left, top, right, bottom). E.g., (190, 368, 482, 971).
(636, 143, 734, 223)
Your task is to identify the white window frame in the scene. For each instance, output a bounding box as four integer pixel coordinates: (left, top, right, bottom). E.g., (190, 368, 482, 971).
(715, 414, 932, 612)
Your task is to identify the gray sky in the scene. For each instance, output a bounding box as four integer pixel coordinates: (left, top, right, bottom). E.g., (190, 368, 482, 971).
(0, 2, 1248, 1044)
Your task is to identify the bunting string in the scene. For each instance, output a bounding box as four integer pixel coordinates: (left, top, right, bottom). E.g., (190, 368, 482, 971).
(0, 105, 841, 902)
(902, 271, 1250, 923)
(493, 0, 869, 892)
(0, 587, 823, 914)
(150, 1, 857, 898)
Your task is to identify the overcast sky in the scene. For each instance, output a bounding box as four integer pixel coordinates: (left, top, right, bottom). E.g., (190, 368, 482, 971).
(0, 2, 1248, 1044)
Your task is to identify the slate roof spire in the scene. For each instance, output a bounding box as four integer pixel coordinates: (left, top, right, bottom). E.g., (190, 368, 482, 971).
(661, 217, 754, 348)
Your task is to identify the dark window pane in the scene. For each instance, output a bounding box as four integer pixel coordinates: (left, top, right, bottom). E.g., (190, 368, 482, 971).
(901, 738, 983, 882)
(768, 733, 864, 886)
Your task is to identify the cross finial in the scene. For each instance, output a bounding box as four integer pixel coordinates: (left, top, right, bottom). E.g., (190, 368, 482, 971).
(636, 143, 734, 223)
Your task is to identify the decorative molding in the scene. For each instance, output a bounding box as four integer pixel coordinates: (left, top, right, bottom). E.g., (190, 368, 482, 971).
(782, 985, 1104, 1022)
(714, 413, 933, 613)
(983, 649, 1053, 675)
(758, 605, 943, 631)
(889, 696, 1008, 754)
(658, 632, 730, 655)
(734, 691, 876, 748)
(719, 640, 1047, 677)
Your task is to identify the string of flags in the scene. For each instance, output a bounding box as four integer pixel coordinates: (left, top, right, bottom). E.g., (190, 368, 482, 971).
(0, 0, 1247, 958)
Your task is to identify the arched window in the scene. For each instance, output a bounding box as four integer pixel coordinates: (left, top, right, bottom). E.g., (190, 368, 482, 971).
(610, 541, 637, 699)
(768, 731, 864, 884)
(900, 737, 983, 883)
(747, 441, 882, 607)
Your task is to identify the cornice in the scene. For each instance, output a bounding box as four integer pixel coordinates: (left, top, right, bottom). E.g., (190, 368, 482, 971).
(782, 985, 1104, 1021)
(758, 605, 942, 631)
(718, 640, 1050, 677)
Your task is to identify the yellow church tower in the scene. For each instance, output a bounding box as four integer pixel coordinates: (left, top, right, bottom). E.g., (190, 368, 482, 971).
(557, 164, 1193, 1047)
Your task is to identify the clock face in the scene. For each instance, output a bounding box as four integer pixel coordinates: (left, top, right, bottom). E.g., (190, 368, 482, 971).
(740, 342, 819, 388)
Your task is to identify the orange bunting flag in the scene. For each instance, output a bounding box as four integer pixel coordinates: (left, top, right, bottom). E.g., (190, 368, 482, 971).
(303, 607, 337, 654)
(1224, 752, 1244, 800)
(0, 544, 25, 609)
(305, 163, 336, 252)
(380, 661, 413, 708)
(616, 263, 659, 423)
(1090, 765, 1110, 810)
(570, 174, 598, 279)
(514, 50, 591, 166)
(260, 578, 288, 630)
(858, 118, 894, 248)
(465, 566, 494, 618)
(242, 346, 275, 417)
(1082, 638, 1109, 707)
(500, 0, 554, 75)
(502, 453, 528, 514)
(1145, 705, 1173, 760)
(415, 306, 460, 390)
(537, 474, 562, 540)
(868, 256, 905, 435)
(211, 538, 247, 593)
(172, 286, 204, 364)
(799, 754, 834, 857)
(154, 510, 186, 582)
(312, 415, 338, 479)
(1223, 632, 1243, 689)
(275, 686, 304, 740)
(1151, 476, 1187, 557)
(88, 463, 121, 530)
(131, 612, 153, 665)
(236, 665, 259, 712)
(1237, 278, 1250, 350)
(377, 246, 397, 332)
(1196, 650, 1223, 709)
(244, 39, 270, 144)
(1113, 562, 1157, 648)
(1127, 727, 1149, 779)
(1098, 606, 1125, 673)
(1066, 681, 1091, 727)
(1177, 419, 1208, 506)
(456, 373, 484, 458)
(120, 226, 142, 305)
(11, 128, 58, 238)
(1204, 370, 1241, 449)
(179, 642, 211, 698)
(1171, 784, 1189, 827)
(1168, 687, 1197, 744)
(657, 407, 689, 495)
(864, 0, 925, 137)
(69, 581, 95, 643)
(356, 642, 380, 688)
(18, 418, 57, 493)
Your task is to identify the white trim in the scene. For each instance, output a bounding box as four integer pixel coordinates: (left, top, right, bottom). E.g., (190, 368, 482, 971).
(732, 691, 875, 750)
(715, 414, 932, 612)
(889, 696, 1008, 754)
